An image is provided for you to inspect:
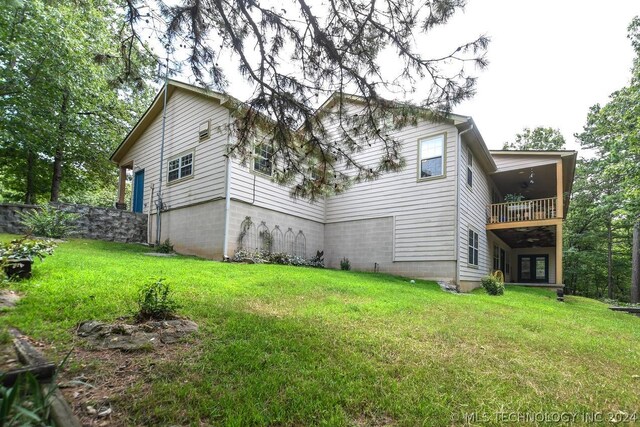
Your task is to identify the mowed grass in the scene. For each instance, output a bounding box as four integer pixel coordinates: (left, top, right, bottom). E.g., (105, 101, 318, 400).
(1, 236, 639, 425)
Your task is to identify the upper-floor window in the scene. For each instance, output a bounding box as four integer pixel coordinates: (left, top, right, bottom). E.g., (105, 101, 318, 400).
(467, 148, 473, 187)
(468, 229, 479, 267)
(253, 143, 273, 176)
(419, 134, 445, 178)
(168, 152, 193, 182)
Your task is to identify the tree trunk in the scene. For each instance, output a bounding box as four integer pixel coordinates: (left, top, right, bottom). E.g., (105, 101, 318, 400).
(607, 215, 613, 300)
(631, 221, 640, 304)
(24, 149, 35, 204)
(50, 148, 63, 202)
(50, 91, 69, 202)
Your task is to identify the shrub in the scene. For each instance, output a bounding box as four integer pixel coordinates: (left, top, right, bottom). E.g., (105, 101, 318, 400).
(230, 250, 324, 268)
(155, 239, 174, 254)
(0, 238, 56, 263)
(136, 279, 180, 321)
(18, 205, 80, 238)
(340, 257, 351, 271)
(481, 275, 505, 296)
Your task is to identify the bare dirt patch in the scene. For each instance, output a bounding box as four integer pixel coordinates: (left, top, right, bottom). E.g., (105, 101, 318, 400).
(58, 343, 194, 427)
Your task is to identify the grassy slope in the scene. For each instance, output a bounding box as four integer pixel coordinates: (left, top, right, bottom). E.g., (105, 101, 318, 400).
(1, 236, 639, 425)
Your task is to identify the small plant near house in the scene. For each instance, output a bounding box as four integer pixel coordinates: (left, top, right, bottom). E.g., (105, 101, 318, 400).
(503, 193, 525, 203)
(340, 257, 351, 271)
(18, 204, 80, 238)
(481, 272, 505, 296)
(136, 279, 181, 321)
(155, 238, 174, 254)
(231, 250, 324, 268)
(0, 237, 56, 280)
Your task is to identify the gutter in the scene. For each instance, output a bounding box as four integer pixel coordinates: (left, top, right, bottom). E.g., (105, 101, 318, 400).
(455, 123, 474, 289)
(222, 110, 233, 260)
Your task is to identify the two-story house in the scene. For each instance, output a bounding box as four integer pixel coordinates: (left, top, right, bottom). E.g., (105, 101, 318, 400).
(110, 80, 576, 291)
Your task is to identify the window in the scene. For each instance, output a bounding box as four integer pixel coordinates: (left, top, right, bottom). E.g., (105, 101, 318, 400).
(253, 143, 273, 176)
(419, 134, 445, 178)
(167, 152, 193, 182)
(468, 229, 479, 266)
(467, 148, 473, 187)
(493, 244, 500, 271)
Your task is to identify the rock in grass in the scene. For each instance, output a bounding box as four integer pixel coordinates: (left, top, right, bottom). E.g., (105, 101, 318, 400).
(77, 320, 198, 351)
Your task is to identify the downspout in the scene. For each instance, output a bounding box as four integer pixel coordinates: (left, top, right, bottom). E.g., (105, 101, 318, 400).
(222, 110, 233, 260)
(455, 124, 474, 289)
(155, 57, 169, 246)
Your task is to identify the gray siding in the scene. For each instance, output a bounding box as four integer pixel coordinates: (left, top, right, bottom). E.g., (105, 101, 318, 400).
(324, 110, 459, 263)
(120, 89, 230, 213)
(458, 139, 493, 281)
(492, 154, 558, 172)
(229, 153, 325, 224)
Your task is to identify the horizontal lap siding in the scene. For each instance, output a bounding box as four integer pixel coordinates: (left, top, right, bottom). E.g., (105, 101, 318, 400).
(459, 140, 492, 281)
(120, 90, 229, 211)
(324, 114, 458, 262)
(229, 153, 326, 224)
(492, 155, 558, 172)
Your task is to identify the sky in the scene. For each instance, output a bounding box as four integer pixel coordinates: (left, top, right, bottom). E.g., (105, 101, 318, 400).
(164, 0, 640, 155)
(434, 0, 640, 152)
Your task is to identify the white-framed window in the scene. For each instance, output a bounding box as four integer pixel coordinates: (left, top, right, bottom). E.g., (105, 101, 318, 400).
(167, 152, 193, 182)
(467, 148, 473, 187)
(468, 229, 479, 266)
(419, 134, 445, 178)
(253, 143, 273, 176)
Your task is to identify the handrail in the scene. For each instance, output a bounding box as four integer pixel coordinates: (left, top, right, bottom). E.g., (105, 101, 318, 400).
(487, 197, 557, 224)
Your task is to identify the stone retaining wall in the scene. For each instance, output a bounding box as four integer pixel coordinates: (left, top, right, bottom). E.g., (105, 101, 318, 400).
(0, 203, 148, 243)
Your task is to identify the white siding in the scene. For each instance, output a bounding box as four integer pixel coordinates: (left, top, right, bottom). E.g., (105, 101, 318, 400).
(229, 148, 325, 223)
(120, 89, 230, 211)
(492, 154, 559, 172)
(324, 111, 458, 262)
(458, 140, 493, 281)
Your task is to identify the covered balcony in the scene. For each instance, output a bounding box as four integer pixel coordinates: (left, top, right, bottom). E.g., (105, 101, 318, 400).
(485, 155, 574, 229)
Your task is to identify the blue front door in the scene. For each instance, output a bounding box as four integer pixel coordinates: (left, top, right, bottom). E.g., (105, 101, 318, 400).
(132, 170, 145, 213)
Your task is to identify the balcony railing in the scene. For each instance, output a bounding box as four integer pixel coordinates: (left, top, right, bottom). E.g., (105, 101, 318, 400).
(487, 197, 558, 224)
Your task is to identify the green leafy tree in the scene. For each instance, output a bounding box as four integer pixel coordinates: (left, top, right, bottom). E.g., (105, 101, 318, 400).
(503, 127, 566, 151)
(0, 0, 155, 204)
(566, 16, 640, 301)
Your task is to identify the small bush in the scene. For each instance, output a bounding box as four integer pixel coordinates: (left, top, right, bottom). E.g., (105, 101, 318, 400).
(340, 257, 351, 271)
(230, 250, 324, 268)
(481, 275, 504, 296)
(136, 279, 180, 321)
(18, 205, 80, 238)
(155, 239, 174, 254)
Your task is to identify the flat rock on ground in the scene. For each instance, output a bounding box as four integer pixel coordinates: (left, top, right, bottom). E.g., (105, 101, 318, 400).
(77, 319, 198, 351)
(0, 290, 22, 309)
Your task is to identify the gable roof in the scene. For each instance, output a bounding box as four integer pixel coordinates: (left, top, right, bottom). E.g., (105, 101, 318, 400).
(110, 80, 233, 163)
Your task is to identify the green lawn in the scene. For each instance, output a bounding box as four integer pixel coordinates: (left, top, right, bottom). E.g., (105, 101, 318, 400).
(1, 236, 639, 425)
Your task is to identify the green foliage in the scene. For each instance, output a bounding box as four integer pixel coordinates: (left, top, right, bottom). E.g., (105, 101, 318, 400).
(565, 17, 640, 301)
(0, 0, 155, 203)
(18, 205, 79, 238)
(155, 239, 174, 254)
(481, 275, 504, 296)
(0, 237, 56, 262)
(136, 279, 180, 321)
(0, 372, 56, 426)
(503, 127, 566, 151)
(340, 257, 351, 271)
(503, 193, 524, 202)
(231, 250, 324, 268)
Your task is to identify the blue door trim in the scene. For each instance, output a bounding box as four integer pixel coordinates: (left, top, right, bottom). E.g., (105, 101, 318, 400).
(132, 169, 145, 213)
